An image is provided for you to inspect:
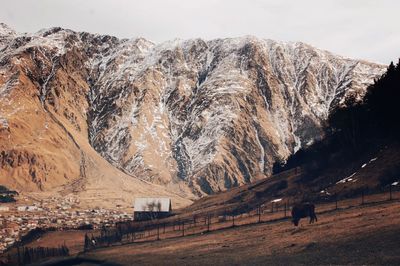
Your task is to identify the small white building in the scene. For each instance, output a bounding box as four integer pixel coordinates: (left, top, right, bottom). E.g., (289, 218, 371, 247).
(0, 206, 9, 212)
(17, 206, 28, 211)
(27, 206, 38, 212)
(133, 197, 172, 221)
(17, 206, 38, 212)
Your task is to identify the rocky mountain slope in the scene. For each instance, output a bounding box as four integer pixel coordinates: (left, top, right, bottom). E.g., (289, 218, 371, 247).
(0, 23, 385, 202)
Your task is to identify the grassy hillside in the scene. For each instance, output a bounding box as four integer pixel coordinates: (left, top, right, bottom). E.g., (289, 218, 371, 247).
(79, 200, 400, 265)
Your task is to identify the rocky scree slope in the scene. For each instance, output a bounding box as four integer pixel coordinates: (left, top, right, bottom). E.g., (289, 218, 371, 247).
(0, 23, 385, 199)
(0, 24, 191, 207)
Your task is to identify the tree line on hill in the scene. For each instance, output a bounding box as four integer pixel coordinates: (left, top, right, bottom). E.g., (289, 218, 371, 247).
(274, 59, 400, 185)
(3, 245, 69, 265)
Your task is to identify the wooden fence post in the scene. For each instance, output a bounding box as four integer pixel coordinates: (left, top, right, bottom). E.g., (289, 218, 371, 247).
(271, 202, 274, 213)
(284, 203, 287, 217)
(17, 246, 21, 266)
(335, 194, 338, 210)
(361, 190, 365, 205)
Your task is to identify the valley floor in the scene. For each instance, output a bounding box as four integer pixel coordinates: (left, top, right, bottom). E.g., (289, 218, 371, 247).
(72, 200, 400, 265)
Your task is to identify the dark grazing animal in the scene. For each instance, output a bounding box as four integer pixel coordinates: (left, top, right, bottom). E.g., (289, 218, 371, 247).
(291, 203, 317, 226)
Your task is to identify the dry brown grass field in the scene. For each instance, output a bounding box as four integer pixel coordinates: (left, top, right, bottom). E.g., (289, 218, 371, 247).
(23, 198, 400, 266)
(78, 200, 400, 265)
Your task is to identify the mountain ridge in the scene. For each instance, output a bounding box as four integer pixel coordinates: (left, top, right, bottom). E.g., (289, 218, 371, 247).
(0, 23, 385, 204)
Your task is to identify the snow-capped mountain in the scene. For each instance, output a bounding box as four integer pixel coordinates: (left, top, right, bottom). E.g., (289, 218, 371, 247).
(0, 24, 385, 200)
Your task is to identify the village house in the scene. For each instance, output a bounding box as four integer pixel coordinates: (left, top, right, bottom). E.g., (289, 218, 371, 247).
(0, 206, 9, 212)
(133, 197, 172, 221)
(17, 206, 27, 211)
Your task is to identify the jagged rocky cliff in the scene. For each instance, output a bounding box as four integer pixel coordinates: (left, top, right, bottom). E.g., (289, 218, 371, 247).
(0, 23, 385, 199)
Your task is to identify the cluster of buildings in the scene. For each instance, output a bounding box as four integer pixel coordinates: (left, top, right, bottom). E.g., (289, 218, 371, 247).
(0, 196, 132, 253)
(0, 196, 174, 253)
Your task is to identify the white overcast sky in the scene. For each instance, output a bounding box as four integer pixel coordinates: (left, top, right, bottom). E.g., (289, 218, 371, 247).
(0, 0, 399, 64)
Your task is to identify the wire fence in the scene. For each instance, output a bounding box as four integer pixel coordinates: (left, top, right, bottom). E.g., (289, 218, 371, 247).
(2, 184, 398, 265)
(2, 245, 69, 266)
(82, 185, 400, 252)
